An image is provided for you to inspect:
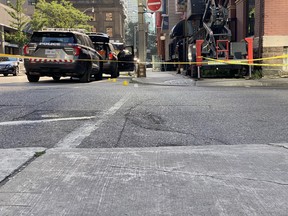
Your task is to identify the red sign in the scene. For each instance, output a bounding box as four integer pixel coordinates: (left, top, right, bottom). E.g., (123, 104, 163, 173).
(147, 0, 162, 12)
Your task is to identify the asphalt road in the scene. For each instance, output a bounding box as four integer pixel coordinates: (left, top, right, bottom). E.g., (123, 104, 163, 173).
(1, 73, 288, 149)
(1, 73, 288, 215)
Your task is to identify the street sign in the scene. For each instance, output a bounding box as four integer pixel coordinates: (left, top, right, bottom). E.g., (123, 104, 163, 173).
(146, 0, 162, 13)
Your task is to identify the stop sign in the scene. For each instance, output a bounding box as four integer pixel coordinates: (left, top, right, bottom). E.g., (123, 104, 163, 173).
(147, 0, 162, 12)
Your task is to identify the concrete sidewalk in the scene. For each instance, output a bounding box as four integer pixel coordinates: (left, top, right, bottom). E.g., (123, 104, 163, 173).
(0, 148, 46, 184)
(132, 68, 288, 87)
(0, 144, 287, 215)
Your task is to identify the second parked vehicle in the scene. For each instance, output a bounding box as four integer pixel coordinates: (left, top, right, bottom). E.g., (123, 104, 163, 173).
(87, 32, 119, 78)
(23, 28, 103, 82)
(0, 57, 21, 76)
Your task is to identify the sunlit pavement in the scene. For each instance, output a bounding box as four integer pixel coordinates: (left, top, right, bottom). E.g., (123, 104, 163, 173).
(0, 144, 287, 215)
(3, 68, 288, 87)
(132, 68, 288, 87)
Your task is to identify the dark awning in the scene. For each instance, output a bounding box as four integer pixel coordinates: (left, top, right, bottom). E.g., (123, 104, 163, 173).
(169, 20, 194, 39)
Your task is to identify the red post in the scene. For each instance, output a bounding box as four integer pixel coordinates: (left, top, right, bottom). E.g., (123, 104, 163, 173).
(196, 40, 204, 66)
(196, 40, 204, 79)
(245, 37, 253, 64)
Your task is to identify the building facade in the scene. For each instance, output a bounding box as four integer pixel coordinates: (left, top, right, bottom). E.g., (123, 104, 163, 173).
(156, 0, 183, 61)
(255, 0, 288, 76)
(127, 0, 138, 23)
(0, 0, 36, 16)
(0, 0, 128, 49)
(0, 2, 31, 54)
(54, 0, 128, 43)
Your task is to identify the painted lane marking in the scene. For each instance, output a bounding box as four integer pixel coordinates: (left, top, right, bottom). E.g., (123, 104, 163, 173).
(0, 116, 95, 126)
(55, 94, 131, 148)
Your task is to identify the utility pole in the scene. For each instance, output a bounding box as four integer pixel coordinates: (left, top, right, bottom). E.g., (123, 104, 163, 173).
(0, 26, 5, 53)
(133, 25, 138, 57)
(137, 0, 146, 77)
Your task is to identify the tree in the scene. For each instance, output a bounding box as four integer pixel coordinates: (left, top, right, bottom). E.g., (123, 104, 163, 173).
(125, 21, 138, 47)
(147, 33, 157, 58)
(5, 0, 30, 53)
(31, 0, 92, 31)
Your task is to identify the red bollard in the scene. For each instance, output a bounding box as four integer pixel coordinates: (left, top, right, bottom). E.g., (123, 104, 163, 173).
(245, 37, 254, 78)
(196, 40, 204, 79)
(245, 37, 253, 64)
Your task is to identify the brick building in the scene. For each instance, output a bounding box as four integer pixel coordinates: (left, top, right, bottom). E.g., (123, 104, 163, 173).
(0, 0, 128, 48)
(231, 0, 288, 77)
(67, 0, 127, 43)
(256, 0, 288, 76)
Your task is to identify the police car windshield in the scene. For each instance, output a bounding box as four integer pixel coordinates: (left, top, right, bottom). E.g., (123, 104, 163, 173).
(30, 32, 76, 43)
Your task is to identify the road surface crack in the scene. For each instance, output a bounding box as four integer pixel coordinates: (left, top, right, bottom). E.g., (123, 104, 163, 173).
(109, 165, 288, 186)
(267, 143, 288, 150)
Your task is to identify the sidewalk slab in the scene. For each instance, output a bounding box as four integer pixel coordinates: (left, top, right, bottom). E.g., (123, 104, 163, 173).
(132, 69, 288, 87)
(0, 148, 46, 183)
(195, 78, 265, 87)
(0, 144, 287, 215)
(131, 70, 195, 86)
(196, 78, 288, 87)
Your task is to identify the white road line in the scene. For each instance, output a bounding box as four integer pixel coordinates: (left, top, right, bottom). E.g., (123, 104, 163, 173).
(55, 94, 131, 148)
(0, 116, 95, 126)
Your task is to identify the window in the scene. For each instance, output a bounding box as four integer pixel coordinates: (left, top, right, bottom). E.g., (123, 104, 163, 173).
(28, 0, 37, 5)
(106, 27, 113, 37)
(30, 32, 76, 43)
(106, 13, 113, 21)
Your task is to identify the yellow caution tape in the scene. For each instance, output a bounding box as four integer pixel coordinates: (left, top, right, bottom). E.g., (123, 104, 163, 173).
(1, 53, 288, 67)
(252, 54, 288, 61)
(203, 57, 288, 67)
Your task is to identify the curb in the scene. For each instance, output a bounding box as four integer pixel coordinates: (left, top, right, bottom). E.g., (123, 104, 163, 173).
(130, 78, 194, 86)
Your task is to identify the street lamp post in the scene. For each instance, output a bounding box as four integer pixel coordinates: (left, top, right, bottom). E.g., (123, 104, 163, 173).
(137, 0, 146, 77)
(134, 25, 138, 57)
(83, 7, 94, 13)
(83, 7, 95, 31)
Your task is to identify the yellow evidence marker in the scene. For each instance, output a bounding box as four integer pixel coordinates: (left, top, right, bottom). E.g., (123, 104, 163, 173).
(122, 80, 129, 86)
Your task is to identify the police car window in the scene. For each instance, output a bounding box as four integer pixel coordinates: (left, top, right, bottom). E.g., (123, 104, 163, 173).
(87, 38, 94, 48)
(75, 35, 83, 45)
(82, 36, 90, 47)
(30, 32, 75, 43)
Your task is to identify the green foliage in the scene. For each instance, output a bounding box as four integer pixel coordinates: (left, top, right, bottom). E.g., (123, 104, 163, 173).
(5, 31, 28, 48)
(147, 33, 157, 57)
(5, 0, 30, 50)
(251, 67, 263, 79)
(125, 22, 137, 46)
(31, 0, 92, 31)
(34, 151, 46, 157)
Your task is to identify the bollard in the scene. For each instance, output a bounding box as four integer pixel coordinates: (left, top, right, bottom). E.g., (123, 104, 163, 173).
(137, 63, 146, 77)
